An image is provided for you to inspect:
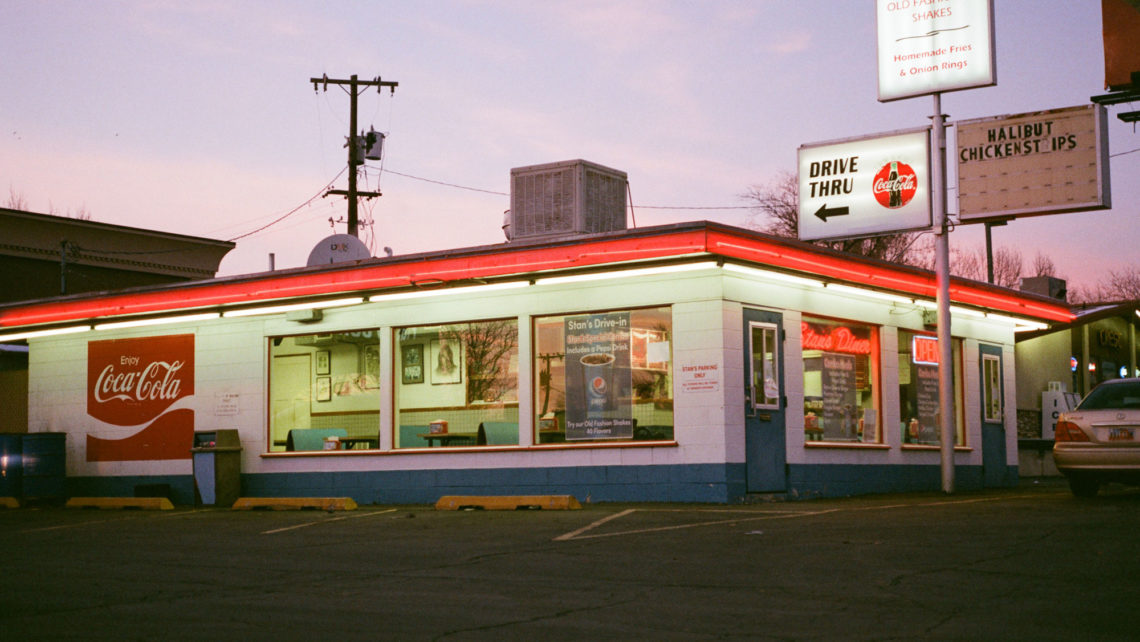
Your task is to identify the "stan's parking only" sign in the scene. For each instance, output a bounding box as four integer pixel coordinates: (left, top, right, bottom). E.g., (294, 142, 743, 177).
(798, 128, 932, 242)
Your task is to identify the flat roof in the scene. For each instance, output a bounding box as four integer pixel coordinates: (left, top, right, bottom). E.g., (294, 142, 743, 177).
(0, 221, 1073, 333)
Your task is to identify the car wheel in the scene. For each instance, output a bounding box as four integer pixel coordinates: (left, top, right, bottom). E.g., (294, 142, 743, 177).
(1068, 475, 1100, 498)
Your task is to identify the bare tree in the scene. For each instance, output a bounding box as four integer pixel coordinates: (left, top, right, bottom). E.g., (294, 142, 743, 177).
(442, 321, 518, 404)
(743, 171, 923, 265)
(949, 245, 1023, 288)
(1070, 266, 1140, 303)
(6, 186, 29, 210)
(1031, 251, 1057, 278)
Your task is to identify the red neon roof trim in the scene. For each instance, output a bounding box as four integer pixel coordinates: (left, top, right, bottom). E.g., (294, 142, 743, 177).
(0, 222, 1072, 329)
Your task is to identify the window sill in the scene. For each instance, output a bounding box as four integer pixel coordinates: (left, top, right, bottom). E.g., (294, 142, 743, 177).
(260, 440, 680, 457)
(804, 442, 890, 450)
(901, 444, 973, 452)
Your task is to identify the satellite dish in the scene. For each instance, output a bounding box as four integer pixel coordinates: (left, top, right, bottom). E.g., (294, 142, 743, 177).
(307, 234, 372, 267)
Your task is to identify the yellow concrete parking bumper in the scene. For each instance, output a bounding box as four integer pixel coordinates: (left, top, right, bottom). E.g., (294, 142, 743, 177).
(434, 495, 582, 510)
(231, 497, 358, 511)
(65, 497, 175, 510)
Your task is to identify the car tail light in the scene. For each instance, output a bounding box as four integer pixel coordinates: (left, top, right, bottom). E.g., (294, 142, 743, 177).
(1055, 419, 1090, 442)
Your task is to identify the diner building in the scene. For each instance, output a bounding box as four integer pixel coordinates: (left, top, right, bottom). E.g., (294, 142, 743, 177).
(0, 162, 1073, 504)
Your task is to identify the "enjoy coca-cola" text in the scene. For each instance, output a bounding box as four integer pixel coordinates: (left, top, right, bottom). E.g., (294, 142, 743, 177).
(93, 360, 186, 404)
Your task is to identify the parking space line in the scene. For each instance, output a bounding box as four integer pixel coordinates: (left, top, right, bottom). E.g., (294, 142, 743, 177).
(555, 508, 837, 541)
(554, 492, 1063, 541)
(22, 518, 121, 534)
(260, 508, 396, 535)
(553, 508, 637, 541)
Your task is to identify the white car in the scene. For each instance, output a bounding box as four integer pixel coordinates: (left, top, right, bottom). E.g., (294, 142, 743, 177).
(1054, 378, 1140, 497)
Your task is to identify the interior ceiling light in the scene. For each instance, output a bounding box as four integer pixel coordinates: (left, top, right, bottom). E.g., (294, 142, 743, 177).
(222, 297, 365, 318)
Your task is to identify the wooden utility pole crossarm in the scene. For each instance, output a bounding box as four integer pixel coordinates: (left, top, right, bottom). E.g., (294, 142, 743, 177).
(310, 74, 398, 238)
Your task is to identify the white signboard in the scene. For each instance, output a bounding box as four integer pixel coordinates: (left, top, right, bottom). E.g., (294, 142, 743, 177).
(876, 0, 996, 102)
(798, 128, 931, 242)
(214, 392, 240, 416)
(956, 104, 1112, 221)
(680, 363, 721, 394)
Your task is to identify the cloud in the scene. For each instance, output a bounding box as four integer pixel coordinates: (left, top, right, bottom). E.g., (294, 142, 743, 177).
(767, 30, 812, 54)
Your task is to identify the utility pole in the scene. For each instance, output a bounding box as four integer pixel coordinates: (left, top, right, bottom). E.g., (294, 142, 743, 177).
(310, 74, 397, 237)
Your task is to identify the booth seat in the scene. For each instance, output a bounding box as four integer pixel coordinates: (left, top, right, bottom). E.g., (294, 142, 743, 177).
(286, 428, 348, 451)
(399, 425, 430, 448)
(477, 422, 519, 445)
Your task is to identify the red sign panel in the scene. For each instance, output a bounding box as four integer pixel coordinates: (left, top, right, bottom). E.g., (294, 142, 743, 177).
(86, 334, 195, 461)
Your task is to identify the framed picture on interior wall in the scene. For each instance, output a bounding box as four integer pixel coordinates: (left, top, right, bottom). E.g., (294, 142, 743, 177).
(315, 376, 331, 402)
(430, 338, 462, 385)
(360, 344, 380, 389)
(315, 350, 331, 375)
(402, 343, 424, 385)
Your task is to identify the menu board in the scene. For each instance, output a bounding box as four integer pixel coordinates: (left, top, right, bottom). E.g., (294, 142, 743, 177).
(914, 364, 940, 443)
(821, 353, 858, 440)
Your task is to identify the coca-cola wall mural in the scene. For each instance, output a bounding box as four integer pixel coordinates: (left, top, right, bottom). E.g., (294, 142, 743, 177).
(86, 334, 195, 461)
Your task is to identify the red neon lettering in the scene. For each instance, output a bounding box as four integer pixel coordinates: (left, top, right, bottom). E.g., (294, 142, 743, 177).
(801, 322, 871, 355)
(913, 336, 940, 365)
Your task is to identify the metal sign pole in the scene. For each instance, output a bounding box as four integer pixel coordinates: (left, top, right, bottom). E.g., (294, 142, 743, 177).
(931, 92, 955, 493)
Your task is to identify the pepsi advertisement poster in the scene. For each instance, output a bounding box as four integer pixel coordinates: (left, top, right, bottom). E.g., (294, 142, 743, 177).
(564, 312, 633, 440)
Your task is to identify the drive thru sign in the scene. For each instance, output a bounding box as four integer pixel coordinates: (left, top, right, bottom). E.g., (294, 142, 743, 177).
(798, 128, 932, 242)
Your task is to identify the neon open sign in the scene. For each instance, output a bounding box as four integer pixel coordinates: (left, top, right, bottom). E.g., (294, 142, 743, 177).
(912, 335, 939, 366)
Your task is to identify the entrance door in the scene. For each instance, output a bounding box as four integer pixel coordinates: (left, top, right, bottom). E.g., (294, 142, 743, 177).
(744, 308, 786, 493)
(979, 344, 1007, 487)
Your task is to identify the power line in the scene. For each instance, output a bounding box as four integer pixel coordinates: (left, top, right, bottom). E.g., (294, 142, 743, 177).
(378, 167, 508, 196)
(228, 167, 347, 241)
(376, 166, 753, 210)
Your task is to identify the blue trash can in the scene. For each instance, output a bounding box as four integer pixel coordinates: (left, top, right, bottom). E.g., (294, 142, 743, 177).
(22, 432, 66, 503)
(0, 433, 22, 499)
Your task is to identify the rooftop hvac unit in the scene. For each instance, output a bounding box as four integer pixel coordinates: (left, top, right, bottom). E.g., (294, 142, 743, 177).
(508, 159, 628, 242)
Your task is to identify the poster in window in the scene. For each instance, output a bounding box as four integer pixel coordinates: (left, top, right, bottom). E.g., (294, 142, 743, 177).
(402, 343, 424, 384)
(360, 344, 380, 389)
(564, 312, 633, 440)
(315, 376, 331, 402)
(430, 339, 462, 385)
(630, 328, 669, 371)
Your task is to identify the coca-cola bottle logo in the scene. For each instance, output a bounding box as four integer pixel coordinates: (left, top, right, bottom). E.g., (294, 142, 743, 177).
(872, 161, 918, 209)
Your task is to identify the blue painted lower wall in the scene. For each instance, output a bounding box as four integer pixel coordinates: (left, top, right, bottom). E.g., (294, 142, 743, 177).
(786, 463, 1018, 499)
(63, 462, 1019, 506)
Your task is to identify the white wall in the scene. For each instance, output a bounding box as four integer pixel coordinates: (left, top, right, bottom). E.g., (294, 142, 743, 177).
(26, 264, 1020, 479)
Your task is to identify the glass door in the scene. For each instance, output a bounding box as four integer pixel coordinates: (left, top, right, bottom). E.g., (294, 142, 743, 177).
(744, 308, 786, 493)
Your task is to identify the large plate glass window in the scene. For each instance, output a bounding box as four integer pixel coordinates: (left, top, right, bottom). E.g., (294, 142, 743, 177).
(898, 330, 965, 446)
(800, 317, 880, 443)
(394, 319, 518, 448)
(267, 330, 380, 452)
(534, 306, 673, 444)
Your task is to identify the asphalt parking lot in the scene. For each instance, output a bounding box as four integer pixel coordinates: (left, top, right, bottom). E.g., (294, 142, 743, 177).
(2, 478, 1138, 641)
